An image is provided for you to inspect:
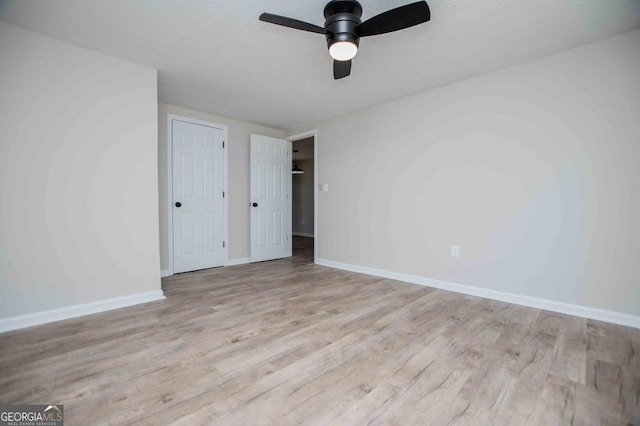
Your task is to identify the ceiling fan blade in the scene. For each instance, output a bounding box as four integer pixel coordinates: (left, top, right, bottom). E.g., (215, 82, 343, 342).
(358, 1, 430, 37)
(334, 60, 352, 79)
(259, 13, 326, 34)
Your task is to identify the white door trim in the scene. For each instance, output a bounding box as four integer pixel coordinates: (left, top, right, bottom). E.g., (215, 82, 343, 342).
(287, 129, 318, 263)
(167, 114, 228, 276)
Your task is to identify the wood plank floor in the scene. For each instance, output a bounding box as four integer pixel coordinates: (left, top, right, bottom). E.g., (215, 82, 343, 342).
(1, 236, 639, 425)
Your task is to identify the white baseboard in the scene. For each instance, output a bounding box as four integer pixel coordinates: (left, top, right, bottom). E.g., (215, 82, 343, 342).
(161, 269, 171, 278)
(0, 290, 166, 334)
(226, 257, 251, 267)
(293, 232, 314, 238)
(315, 258, 640, 329)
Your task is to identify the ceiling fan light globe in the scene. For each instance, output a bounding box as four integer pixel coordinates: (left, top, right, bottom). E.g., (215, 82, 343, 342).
(329, 41, 358, 61)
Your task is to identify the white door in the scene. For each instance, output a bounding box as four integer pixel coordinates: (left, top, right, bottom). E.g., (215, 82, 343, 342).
(250, 134, 292, 262)
(172, 119, 225, 273)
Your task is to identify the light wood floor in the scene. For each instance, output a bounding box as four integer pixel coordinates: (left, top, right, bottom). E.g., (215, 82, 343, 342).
(1, 237, 638, 425)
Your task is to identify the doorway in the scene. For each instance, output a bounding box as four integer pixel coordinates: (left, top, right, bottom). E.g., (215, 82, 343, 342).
(289, 131, 316, 260)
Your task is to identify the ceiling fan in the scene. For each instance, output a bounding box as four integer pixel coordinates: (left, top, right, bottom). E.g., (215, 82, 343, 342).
(259, 0, 431, 80)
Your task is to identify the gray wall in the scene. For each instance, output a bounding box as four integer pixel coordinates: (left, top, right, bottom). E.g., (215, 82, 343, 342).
(289, 29, 640, 317)
(292, 159, 314, 236)
(0, 23, 161, 319)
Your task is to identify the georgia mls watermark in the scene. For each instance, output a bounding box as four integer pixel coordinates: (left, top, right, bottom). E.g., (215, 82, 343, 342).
(0, 404, 63, 426)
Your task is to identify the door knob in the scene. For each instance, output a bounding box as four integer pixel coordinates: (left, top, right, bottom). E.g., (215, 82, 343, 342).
(175, 202, 182, 208)
(252, 202, 258, 207)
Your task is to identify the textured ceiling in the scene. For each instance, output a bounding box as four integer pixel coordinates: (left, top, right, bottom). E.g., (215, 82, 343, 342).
(1, 0, 639, 130)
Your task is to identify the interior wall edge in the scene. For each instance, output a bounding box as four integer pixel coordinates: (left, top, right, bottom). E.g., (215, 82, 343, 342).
(0, 290, 166, 334)
(316, 258, 640, 329)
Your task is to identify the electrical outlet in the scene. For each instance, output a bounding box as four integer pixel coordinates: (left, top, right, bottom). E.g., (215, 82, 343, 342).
(451, 245, 460, 258)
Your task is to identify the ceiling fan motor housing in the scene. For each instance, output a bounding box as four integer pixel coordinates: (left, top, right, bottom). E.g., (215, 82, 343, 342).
(259, 0, 431, 78)
(323, 0, 362, 50)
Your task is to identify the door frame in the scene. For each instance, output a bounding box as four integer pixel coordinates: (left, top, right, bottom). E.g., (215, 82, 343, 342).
(166, 114, 228, 276)
(287, 129, 318, 263)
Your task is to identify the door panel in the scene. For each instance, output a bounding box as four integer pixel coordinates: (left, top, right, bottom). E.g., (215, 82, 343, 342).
(181, 212, 195, 255)
(203, 211, 217, 252)
(250, 134, 292, 262)
(172, 119, 225, 273)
